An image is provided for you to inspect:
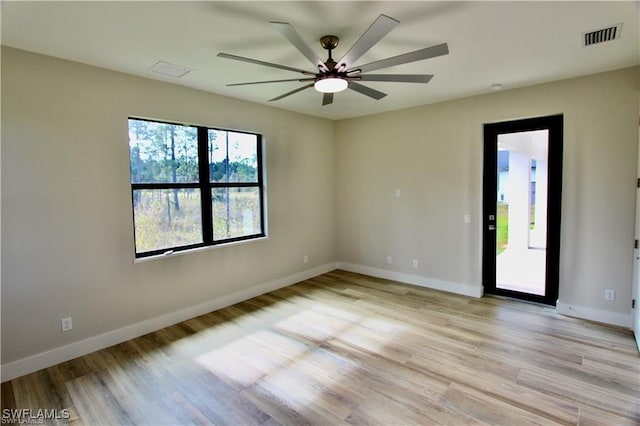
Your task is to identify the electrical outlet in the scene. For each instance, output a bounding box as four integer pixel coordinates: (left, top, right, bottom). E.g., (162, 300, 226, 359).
(61, 317, 72, 332)
(604, 289, 615, 301)
(464, 214, 471, 224)
(303, 255, 309, 264)
(386, 256, 392, 264)
(412, 259, 419, 268)
(394, 189, 401, 198)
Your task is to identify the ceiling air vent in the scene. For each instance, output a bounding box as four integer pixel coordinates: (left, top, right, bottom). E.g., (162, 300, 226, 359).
(583, 23, 622, 46)
(149, 61, 191, 78)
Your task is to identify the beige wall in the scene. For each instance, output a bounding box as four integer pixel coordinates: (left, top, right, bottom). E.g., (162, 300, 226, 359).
(2, 46, 638, 370)
(1, 47, 337, 364)
(336, 66, 639, 316)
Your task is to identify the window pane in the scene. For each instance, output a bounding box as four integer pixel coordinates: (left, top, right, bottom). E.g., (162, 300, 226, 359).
(208, 129, 227, 183)
(133, 189, 202, 253)
(229, 132, 258, 182)
(212, 187, 261, 240)
(209, 130, 258, 183)
(129, 119, 199, 183)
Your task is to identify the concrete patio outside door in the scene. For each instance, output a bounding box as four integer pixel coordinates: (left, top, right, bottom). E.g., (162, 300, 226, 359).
(496, 130, 548, 296)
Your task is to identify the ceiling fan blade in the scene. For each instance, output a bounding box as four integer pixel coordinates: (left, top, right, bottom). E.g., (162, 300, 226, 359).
(348, 81, 387, 100)
(355, 74, 434, 83)
(227, 78, 315, 87)
(347, 43, 449, 74)
(271, 22, 329, 72)
(217, 52, 315, 75)
(337, 14, 399, 69)
(269, 83, 315, 102)
(322, 93, 334, 106)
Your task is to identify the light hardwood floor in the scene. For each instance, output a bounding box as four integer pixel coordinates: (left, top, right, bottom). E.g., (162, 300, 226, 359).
(2, 270, 639, 425)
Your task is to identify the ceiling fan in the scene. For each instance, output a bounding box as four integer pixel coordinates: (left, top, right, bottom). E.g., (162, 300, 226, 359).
(217, 14, 449, 106)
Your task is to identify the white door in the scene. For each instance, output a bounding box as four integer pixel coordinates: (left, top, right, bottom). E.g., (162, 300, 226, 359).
(633, 125, 640, 351)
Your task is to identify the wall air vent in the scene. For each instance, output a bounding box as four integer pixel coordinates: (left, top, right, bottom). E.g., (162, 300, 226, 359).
(583, 24, 622, 46)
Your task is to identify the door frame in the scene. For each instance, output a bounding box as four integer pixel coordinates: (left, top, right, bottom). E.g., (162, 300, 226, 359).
(482, 114, 563, 305)
(632, 121, 640, 351)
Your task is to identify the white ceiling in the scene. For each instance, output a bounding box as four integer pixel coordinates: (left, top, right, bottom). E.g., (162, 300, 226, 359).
(2, 1, 638, 120)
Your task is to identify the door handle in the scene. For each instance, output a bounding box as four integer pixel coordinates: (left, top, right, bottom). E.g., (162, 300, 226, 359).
(488, 225, 496, 231)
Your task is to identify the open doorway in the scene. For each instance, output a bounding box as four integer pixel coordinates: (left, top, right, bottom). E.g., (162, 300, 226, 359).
(483, 115, 563, 305)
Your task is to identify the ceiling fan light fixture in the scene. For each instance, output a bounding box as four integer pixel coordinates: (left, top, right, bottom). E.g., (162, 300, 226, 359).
(314, 77, 348, 93)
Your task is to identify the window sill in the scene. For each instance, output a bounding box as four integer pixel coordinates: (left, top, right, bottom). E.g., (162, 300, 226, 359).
(133, 236, 269, 263)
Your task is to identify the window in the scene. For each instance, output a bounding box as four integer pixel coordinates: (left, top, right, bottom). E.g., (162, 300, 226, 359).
(128, 118, 264, 258)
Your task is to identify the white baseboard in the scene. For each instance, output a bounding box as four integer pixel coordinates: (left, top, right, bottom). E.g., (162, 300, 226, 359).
(336, 262, 483, 298)
(556, 300, 632, 328)
(1, 262, 338, 382)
